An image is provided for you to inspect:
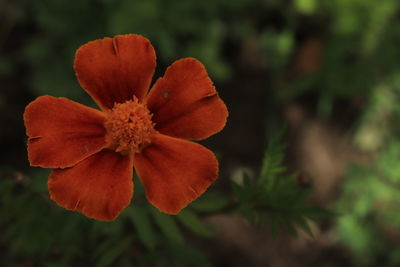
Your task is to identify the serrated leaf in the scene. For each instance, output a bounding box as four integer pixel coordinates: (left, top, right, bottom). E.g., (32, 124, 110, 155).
(260, 128, 287, 190)
(125, 206, 159, 250)
(150, 207, 184, 244)
(177, 210, 214, 237)
(236, 204, 255, 223)
(237, 182, 256, 202)
(231, 180, 244, 198)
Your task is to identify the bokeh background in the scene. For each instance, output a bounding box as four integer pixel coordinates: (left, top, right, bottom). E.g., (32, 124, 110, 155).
(2, 0, 400, 266)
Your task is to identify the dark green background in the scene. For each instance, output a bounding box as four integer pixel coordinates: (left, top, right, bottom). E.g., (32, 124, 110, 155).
(1, 0, 400, 266)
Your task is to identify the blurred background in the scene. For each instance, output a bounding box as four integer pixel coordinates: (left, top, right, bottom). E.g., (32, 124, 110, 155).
(1, 0, 400, 266)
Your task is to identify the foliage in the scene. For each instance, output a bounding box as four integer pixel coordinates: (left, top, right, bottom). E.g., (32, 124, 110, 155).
(336, 144, 400, 266)
(232, 130, 334, 236)
(0, 169, 223, 266)
(2, 0, 399, 113)
(2, 0, 400, 265)
(0, 131, 327, 266)
(336, 80, 400, 266)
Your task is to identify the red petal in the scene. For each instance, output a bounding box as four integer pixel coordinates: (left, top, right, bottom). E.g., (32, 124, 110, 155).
(48, 149, 133, 221)
(146, 58, 228, 140)
(24, 95, 107, 168)
(74, 34, 156, 110)
(133, 133, 218, 214)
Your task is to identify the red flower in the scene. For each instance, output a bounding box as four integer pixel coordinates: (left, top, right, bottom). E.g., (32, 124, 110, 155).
(23, 34, 228, 221)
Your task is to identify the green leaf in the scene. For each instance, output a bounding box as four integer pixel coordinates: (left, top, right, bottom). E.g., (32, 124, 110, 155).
(232, 178, 257, 202)
(125, 206, 159, 250)
(96, 236, 133, 267)
(190, 191, 229, 212)
(293, 187, 313, 207)
(231, 180, 244, 198)
(150, 207, 184, 244)
(260, 128, 287, 190)
(293, 214, 314, 237)
(236, 204, 255, 223)
(177, 210, 214, 238)
(302, 207, 338, 218)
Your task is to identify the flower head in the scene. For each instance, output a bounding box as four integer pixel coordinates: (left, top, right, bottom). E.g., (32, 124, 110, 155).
(23, 34, 228, 221)
(104, 97, 155, 153)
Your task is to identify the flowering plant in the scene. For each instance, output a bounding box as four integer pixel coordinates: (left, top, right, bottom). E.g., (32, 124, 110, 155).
(24, 34, 228, 221)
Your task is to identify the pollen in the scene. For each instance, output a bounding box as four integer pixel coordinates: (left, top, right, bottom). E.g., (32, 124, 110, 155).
(104, 97, 155, 154)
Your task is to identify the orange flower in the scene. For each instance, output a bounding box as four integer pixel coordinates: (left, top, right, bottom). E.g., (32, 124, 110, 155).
(23, 34, 228, 221)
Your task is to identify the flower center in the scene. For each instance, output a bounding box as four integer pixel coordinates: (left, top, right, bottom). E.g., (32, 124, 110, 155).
(104, 97, 155, 154)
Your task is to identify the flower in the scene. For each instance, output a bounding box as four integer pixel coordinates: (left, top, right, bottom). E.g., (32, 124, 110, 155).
(23, 34, 228, 221)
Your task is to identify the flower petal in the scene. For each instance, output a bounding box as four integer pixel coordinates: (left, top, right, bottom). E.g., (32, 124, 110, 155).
(74, 34, 156, 110)
(146, 58, 228, 140)
(24, 95, 107, 168)
(48, 149, 134, 221)
(133, 133, 218, 214)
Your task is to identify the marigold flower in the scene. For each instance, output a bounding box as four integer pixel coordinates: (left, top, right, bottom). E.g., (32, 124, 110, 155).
(23, 34, 228, 221)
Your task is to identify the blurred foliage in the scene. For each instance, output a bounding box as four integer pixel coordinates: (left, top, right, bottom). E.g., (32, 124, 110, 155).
(336, 77, 400, 266)
(0, 131, 325, 266)
(1, 0, 399, 114)
(336, 145, 400, 266)
(0, 169, 222, 266)
(1, 0, 400, 265)
(232, 130, 334, 236)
